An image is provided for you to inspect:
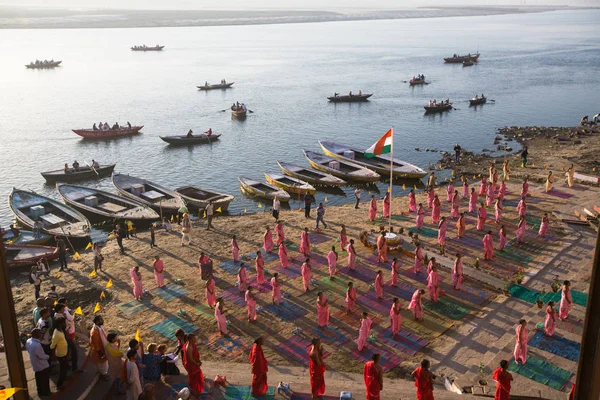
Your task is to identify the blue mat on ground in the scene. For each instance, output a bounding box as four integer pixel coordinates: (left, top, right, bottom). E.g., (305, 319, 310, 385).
(116, 298, 151, 316)
(221, 287, 247, 306)
(309, 233, 332, 245)
(207, 333, 250, 358)
(153, 283, 189, 302)
(311, 325, 351, 349)
(508, 356, 573, 391)
(224, 385, 275, 400)
(529, 331, 580, 362)
(357, 291, 391, 315)
(276, 335, 330, 366)
(150, 316, 199, 341)
(385, 280, 416, 301)
(340, 266, 376, 284)
(378, 329, 430, 356)
(316, 277, 350, 295)
(272, 263, 302, 278)
(350, 345, 403, 373)
(218, 259, 243, 274)
(402, 268, 428, 284)
(247, 249, 279, 263)
(424, 298, 470, 320)
(364, 254, 392, 269)
(446, 285, 492, 306)
(263, 300, 309, 322)
(246, 278, 272, 293)
(407, 226, 438, 238)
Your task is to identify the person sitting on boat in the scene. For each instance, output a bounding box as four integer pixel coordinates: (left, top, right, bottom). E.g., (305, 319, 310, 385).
(205, 81, 209, 86)
(204, 128, 212, 136)
(231, 103, 236, 111)
(187, 129, 194, 138)
(9, 224, 20, 238)
(474, 94, 478, 100)
(481, 93, 485, 99)
(358, 90, 362, 96)
(73, 161, 80, 171)
(334, 92, 339, 97)
(349, 91, 353, 96)
(103, 122, 110, 130)
(127, 121, 132, 128)
(64, 163, 70, 173)
(93, 123, 98, 131)
(428, 100, 432, 107)
(112, 123, 118, 130)
(115, 122, 120, 129)
(433, 99, 437, 105)
(92, 159, 100, 168)
(241, 103, 246, 111)
(453, 54, 457, 58)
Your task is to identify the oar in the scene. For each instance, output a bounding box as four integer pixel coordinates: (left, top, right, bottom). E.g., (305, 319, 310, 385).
(248, 109, 254, 114)
(85, 161, 100, 178)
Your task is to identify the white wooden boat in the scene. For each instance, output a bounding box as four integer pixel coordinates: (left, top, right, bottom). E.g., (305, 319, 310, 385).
(303, 151, 380, 182)
(6, 245, 59, 267)
(175, 186, 234, 211)
(111, 173, 184, 212)
(277, 161, 346, 186)
(239, 177, 290, 202)
(264, 173, 316, 195)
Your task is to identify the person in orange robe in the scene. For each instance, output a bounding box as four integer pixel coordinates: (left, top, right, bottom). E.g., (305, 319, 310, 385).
(182, 334, 204, 395)
(493, 360, 513, 400)
(412, 359, 435, 400)
(364, 353, 383, 400)
(308, 338, 326, 399)
(376, 232, 388, 263)
(89, 315, 109, 379)
(248, 337, 269, 396)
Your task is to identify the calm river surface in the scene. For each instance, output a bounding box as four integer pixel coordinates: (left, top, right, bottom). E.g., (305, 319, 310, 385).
(1, 9, 599, 226)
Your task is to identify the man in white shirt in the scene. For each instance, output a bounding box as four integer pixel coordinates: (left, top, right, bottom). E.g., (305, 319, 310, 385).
(26, 328, 51, 396)
(272, 197, 281, 221)
(354, 188, 361, 209)
(206, 202, 214, 230)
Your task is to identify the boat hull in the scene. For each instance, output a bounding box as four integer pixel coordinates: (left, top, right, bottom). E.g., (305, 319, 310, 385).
(5, 245, 59, 267)
(41, 164, 116, 183)
(175, 186, 234, 211)
(197, 83, 234, 90)
(2, 230, 52, 245)
(304, 151, 380, 183)
(277, 161, 346, 186)
(232, 110, 247, 119)
(264, 173, 316, 195)
(424, 104, 453, 113)
(72, 126, 143, 139)
(25, 61, 62, 69)
(131, 46, 164, 51)
(160, 134, 221, 145)
(239, 177, 290, 202)
(444, 53, 480, 63)
(469, 98, 487, 106)
(327, 94, 372, 103)
(111, 173, 184, 212)
(409, 80, 425, 86)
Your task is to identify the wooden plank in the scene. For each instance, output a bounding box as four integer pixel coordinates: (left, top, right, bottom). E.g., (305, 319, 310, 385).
(584, 208, 598, 218)
(573, 172, 600, 184)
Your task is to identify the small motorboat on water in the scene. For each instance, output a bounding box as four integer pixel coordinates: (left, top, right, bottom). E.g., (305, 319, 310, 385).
(239, 177, 290, 202)
(319, 141, 427, 179)
(5, 245, 59, 267)
(327, 93, 372, 103)
(264, 173, 316, 195)
(160, 133, 221, 145)
(9, 188, 91, 239)
(444, 52, 480, 63)
(424, 101, 453, 113)
(131, 45, 164, 51)
(112, 173, 184, 212)
(276, 161, 346, 186)
(25, 60, 62, 69)
(72, 125, 143, 140)
(197, 82, 234, 90)
(175, 186, 234, 211)
(469, 95, 487, 106)
(303, 150, 380, 182)
(2, 229, 52, 245)
(57, 183, 159, 222)
(41, 163, 116, 183)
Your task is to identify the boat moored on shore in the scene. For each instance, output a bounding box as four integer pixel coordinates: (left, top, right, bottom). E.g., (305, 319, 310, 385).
(264, 173, 316, 195)
(303, 150, 380, 182)
(175, 186, 234, 211)
(6, 245, 59, 267)
(276, 161, 346, 186)
(111, 173, 184, 212)
(239, 177, 290, 202)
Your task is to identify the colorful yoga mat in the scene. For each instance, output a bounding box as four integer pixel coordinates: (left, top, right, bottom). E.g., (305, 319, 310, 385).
(424, 297, 470, 320)
(508, 356, 573, 391)
(528, 331, 580, 362)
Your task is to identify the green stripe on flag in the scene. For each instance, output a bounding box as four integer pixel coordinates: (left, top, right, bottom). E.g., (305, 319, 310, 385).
(364, 144, 391, 158)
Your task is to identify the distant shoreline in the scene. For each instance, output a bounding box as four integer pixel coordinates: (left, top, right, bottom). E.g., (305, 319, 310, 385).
(0, 5, 594, 30)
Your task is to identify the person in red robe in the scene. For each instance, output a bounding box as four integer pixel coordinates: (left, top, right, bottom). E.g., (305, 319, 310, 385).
(308, 338, 326, 399)
(364, 353, 383, 400)
(182, 334, 204, 395)
(412, 359, 435, 400)
(248, 337, 269, 396)
(493, 360, 513, 400)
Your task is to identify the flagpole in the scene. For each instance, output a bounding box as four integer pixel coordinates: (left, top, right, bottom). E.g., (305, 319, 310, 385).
(389, 126, 394, 233)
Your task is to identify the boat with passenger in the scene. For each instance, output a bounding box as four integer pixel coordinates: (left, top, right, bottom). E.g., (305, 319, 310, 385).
(25, 60, 62, 69)
(131, 45, 164, 51)
(72, 122, 143, 139)
(327, 91, 372, 103)
(424, 99, 453, 113)
(444, 52, 480, 63)
(197, 80, 234, 90)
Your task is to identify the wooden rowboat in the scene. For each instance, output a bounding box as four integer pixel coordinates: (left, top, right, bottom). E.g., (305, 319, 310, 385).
(197, 82, 234, 90)
(25, 61, 62, 69)
(5, 245, 59, 267)
(175, 186, 234, 211)
(57, 183, 159, 222)
(41, 164, 116, 183)
(469, 97, 487, 106)
(111, 173, 184, 212)
(409, 78, 425, 86)
(72, 126, 143, 140)
(276, 161, 346, 186)
(264, 173, 316, 195)
(319, 141, 427, 179)
(303, 150, 380, 182)
(327, 93, 372, 103)
(444, 53, 480, 63)
(160, 134, 221, 145)
(2, 229, 52, 245)
(9, 188, 91, 239)
(239, 177, 290, 202)
(131, 45, 164, 51)
(424, 103, 453, 113)
(232, 109, 247, 119)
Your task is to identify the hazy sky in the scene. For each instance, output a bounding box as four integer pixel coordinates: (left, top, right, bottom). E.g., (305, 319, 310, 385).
(0, 0, 597, 10)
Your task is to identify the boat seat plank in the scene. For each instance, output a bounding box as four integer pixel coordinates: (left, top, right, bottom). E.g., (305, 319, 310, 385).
(39, 213, 66, 226)
(98, 202, 128, 213)
(141, 190, 165, 201)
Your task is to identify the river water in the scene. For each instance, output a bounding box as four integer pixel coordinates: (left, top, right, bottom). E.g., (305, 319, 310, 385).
(1, 9, 599, 226)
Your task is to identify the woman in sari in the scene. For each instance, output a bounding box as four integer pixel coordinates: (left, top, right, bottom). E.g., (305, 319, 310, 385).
(248, 338, 268, 396)
(263, 227, 273, 253)
(130, 266, 143, 300)
(544, 301, 557, 336)
(182, 334, 204, 395)
(231, 235, 240, 262)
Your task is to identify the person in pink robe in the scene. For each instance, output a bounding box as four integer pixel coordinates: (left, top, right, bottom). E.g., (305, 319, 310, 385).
(376, 232, 388, 263)
(431, 195, 441, 224)
(427, 188, 435, 209)
(520, 178, 529, 198)
(317, 292, 329, 328)
(237, 263, 248, 292)
(414, 243, 423, 274)
(375, 270, 384, 300)
(427, 257, 436, 274)
(275, 222, 285, 245)
(544, 301, 557, 336)
(153, 256, 165, 288)
(483, 230, 494, 260)
(486, 181, 495, 206)
(369, 195, 378, 221)
(357, 312, 373, 351)
(300, 228, 311, 257)
(494, 198, 503, 223)
(498, 226, 507, 251)
(255, 251, 266, 283)
(383, 192, 391, 218)
(408, 189, 417, 212)
(231, 235, 240, 262)
(263, 227, 273, 253)
(538, 213, 550, 237)
(416, 203, 425, 231)
(456, 212, 466, 239)
(498, 180, 506, 200)
(205, 275, 217, 307)
(479, 177, 487, 196)
(469, 188, 478, 213)
(340, 225, 348, 250)
(462, 180, 469, 198)
(390, 298, 402, 336)
(446, 182, 454, 202)
(347, 240, 357, 270)
(278, 242, 289, 268)
(437, 217, 447, 255)
(345, 282, 356, 313)
(516, 197, 527, 218)
(451, 191, 460, 218)
(452, 254, 463, 290)
(271, 273, 282, 305)
(130, 266, 143, 300)
(559, 281, 572, 320)
(408, 289, 425, 321)
(246, 287, 257, 322)
(516, 216, 527, 243)
(327, 246, 338, 279)
(477, 203, 487, 231)
(427, 265, 440, 303)
(514, 320, 528, 364)
(391, 257, 400, 286)
(301, 259, 312, 292)
(215, 298, 228, 335)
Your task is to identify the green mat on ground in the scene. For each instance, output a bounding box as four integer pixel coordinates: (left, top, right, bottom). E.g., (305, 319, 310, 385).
(374, 215, 412, 222)
(149, 316, 198, 341)
(224, 385, 275, 400)
(508, 284, 540, 303)
(542, 290, 588, 307)
(424, 297, 470, 320)
(508, 356, 573, 391)
(316, 276, 348, 295)
(499, 247, 534, 264)
(514, 214, 541, 230)
(510, 285, 588, 307)
(116, 298, 151, 316)
(407, 226, 437, 238)
(194, 304, 216, 320)
(152, 283, 189, 302)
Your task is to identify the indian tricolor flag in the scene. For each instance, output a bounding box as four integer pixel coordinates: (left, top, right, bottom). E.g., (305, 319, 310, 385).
(364, 128, 393, 158)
